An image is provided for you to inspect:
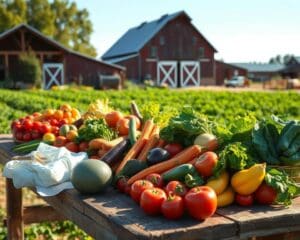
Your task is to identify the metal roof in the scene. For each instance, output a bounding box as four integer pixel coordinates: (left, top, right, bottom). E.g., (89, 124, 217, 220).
(229, 63, 285, 73)
(0, 24, 125, 70)
(105, 53, 138, 64)
(101, 11, 217, 60)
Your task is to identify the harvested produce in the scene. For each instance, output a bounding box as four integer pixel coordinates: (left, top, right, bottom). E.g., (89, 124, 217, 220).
(161, 194, 184, 220)
(235, 194, 254, 206)
(165, 181, 188, 197)
(194, 151, 218, 177)
(130, 180, 153, 203)
(71, 160, 112, 194)
(217, 186, 235, 207)
(254, 182, 277, 205)
(140, 187, 167, 215)
(145, 173, 164, 188)
(194, 133, 218, 151)
(206, 171, 229, 195)
(146, 147, 170, 166)
(231, 163, 266, 195)
(184, 186, 217, 220)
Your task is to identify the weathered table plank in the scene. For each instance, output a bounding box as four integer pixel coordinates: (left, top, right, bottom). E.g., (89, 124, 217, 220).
(217, 198, 300, 239)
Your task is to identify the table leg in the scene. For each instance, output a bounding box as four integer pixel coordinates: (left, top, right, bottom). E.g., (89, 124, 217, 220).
(6, 178, 24, 240)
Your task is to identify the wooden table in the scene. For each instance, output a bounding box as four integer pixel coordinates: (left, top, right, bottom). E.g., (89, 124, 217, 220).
(1, 134, 300, 240)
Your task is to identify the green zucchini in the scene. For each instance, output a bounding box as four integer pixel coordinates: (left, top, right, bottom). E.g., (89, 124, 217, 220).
(129, 118, 137, 146)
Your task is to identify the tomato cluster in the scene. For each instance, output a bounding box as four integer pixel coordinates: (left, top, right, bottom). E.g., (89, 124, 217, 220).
(11, 104, 81, 142)
(117, 175, 217, 221)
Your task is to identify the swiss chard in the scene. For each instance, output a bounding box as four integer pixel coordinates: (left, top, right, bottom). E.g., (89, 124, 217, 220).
(265, 167, 300, 206)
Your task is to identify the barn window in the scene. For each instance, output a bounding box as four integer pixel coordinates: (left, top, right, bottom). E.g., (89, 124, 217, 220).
(150, 46, 157, 58)
(198, 47, 205, 58)
(160, 36, 165, 45)
(192, 36, 197, 45)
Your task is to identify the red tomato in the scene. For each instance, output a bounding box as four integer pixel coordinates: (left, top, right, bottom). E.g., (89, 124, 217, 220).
(53, 136, 68, 147)
(116, 118, 130, 135)
(140, 187, 167, 215)
(13, 122, 22, 132)
(235, 194, 254, 206)
(194, 152, 218, 178)
(164, 143, 183, 157)
(130, 180, 154, 203)
(65, 142, 79, 152)
(51, 126, 60, 136)
(23, 119, 33, 131)
(116, 177, 129, 193)
(15, 131, 24, 141)
(105, 111, 124, 128)
(11, 120, 19, 130)
(58, 119, 68, 127)
(78, 141, 89, 152)
(165, 181, 188, 197)
(49, 118, 59, 126)
(184, 186, 217, 220)
(254, 183, 277, 205)
(145, 173, 164, 188)
(31, 130, 41, 140)
(125, 115, 141, 130)
(33, 121, 42, 131)
(23, 132, 32, 141)
(161, 194, 184, 220)
(39, 123, 52, 134)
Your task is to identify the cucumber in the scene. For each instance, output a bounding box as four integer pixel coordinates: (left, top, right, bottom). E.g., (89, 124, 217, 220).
(162, 164, 197, 182)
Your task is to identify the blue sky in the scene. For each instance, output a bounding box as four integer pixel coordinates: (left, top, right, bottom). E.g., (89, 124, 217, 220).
(75, 0, 300, 62)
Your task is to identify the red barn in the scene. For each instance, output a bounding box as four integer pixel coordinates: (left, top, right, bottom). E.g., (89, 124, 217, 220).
(0, 24, 125, 89)
(102, 11, 217, 87)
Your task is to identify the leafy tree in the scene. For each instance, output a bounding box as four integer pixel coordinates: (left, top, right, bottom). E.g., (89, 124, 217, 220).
(0, 0, 96, 57)
(269, 54, 294, 65)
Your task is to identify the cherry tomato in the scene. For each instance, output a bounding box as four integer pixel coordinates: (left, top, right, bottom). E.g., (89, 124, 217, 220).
(116, 177, 130, 193)
(33, 121, 42, 131)
(130, 180, 154, 203)
(78, 141, 89, 152)
(58, 119, 68, 127)
(194, 151, 218, 178)
(65, 142, 79, 152)
(184, 186, 217, 220)
(164, 143, 183, 157)
(125, 115, 141, 130)
(31, 130, 42, 140)
(165, 181, 188, 197)
(49, 118, 59, 126)
(53, 136, 68, 147)
(15, 131, 24, 141)
(105, 111, 124, 128)
(116, 118, 130, 135)
(145, 173, 164, 188)
(161, 194, 184, 220)
(140, 187, 167, 215)
(23, 132, 32, 141)
(51, 126, 60, 136)
(235, 194, 254, 206)
(23, 119, 33, 131)
(254, 183, 277, 205)
(39, 123, 52, 134)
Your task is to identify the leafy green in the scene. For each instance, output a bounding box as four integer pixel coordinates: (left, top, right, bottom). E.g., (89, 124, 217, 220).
(77, 119, 117, 142)
(265, 167, 300, 206)
(160, 106, 212, 146)
(252, 120, 280, 164)
(214, 142, 256, 177)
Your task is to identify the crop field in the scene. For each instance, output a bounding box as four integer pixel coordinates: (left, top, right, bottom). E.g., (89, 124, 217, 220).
(0, 88, 299, 239)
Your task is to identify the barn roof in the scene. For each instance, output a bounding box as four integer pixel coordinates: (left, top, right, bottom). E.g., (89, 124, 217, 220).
(0, 24, 125, 70)
(230, 63, 285, 73)
(102, 11, 217, 61)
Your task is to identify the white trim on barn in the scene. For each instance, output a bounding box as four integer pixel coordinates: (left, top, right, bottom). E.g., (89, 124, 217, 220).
(42, 63, 64, 89)
(157, 61, 177, 88)
(180, 61, 200, 87)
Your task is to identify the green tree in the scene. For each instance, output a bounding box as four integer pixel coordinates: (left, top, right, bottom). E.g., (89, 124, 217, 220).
(269, 54, 294, 65)
(0, 0, 97, 57)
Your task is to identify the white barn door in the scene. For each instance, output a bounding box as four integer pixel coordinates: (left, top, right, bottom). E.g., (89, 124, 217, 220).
(180, 61, 200, 87)
(43, 63, 64, 89)
(157, 61, 177, 88)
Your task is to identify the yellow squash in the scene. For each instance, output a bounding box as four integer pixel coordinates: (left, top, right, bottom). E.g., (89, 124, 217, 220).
(217, 186, 235, 207)
(206, 171, 229, 195)
(231, 163, 266, 195)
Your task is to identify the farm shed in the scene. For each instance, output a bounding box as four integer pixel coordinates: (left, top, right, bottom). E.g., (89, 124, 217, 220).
(230, 63, 285, 82)
(102, 11, 217, 87)
(0, 24, 125, 89)
(215, 60, 247, 85)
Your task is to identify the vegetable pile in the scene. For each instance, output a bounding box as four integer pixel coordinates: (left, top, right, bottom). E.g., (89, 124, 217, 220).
(10, 99, 300, 222)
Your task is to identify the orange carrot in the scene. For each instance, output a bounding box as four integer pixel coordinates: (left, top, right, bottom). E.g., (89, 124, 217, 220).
(115, 119, 154, 174)
(156, 139, 166, 148)
(127, 145, 202, 185)
(137, 125, 160, 161)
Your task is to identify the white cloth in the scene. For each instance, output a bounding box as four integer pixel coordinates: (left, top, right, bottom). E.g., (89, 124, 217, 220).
(3, 142, 88, 196)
